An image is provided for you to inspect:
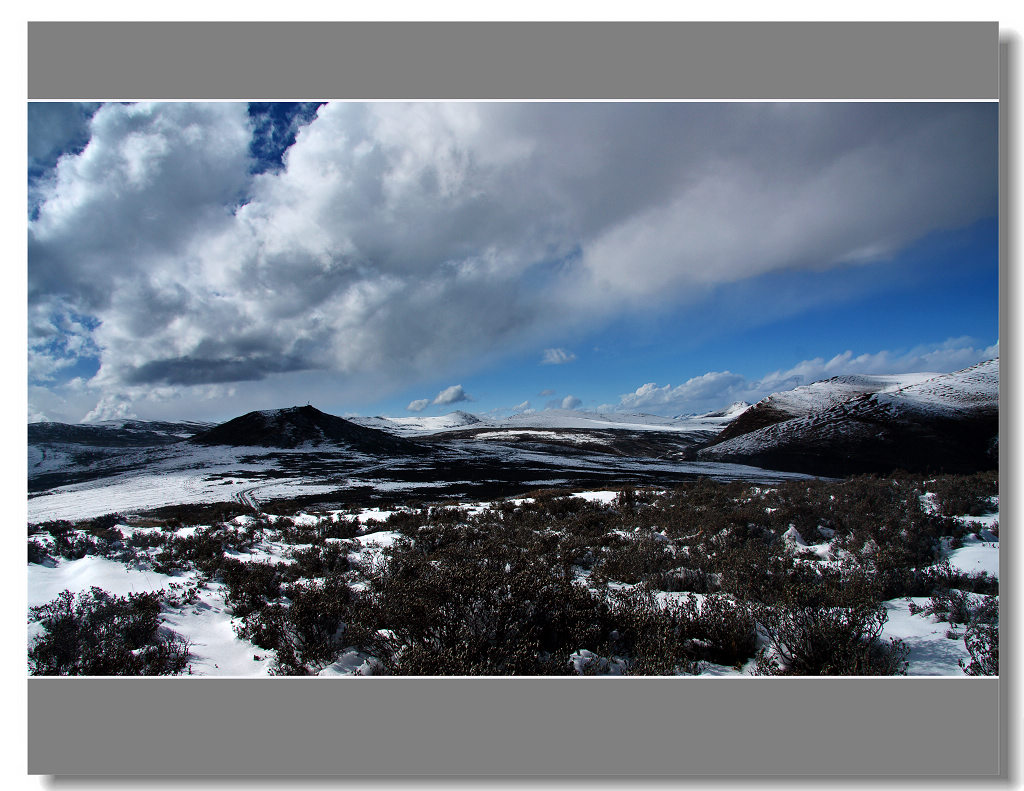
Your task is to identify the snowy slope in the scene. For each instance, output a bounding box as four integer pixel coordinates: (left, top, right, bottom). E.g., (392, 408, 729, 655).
(698, 360, 999, 475)
(350, 410, 489, 436)
(29, 419, 215, 484)
(875, 358, 998, 417)
(352, 407, 745, 438)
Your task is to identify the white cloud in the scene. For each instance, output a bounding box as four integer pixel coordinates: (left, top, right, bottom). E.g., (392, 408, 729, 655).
(538, 388, 555, 397)
(27, 102, 997, 419)
(561, 395, 582, 410)
(511, 400, 531, 412)
(541, 348, 576, 365)
(619, 373, 750, 415)
(432, 384, 471, 406)
(82, 395, 138, 423)
(406, 399, 429, 413)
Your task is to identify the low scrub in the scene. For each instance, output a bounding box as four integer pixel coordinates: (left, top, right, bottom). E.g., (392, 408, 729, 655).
(237, 574, 351, 675)
(753, 600, 908, 676)
(26, 470, 997, 676)
(29, 587, 190, 675)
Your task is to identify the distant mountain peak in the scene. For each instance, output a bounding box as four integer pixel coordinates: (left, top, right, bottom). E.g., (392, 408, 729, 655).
(699, 401, 751, 419)
(447, 410, 482, 424)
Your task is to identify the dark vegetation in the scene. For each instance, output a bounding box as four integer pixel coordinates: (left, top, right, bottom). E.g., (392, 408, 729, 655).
(27, 471, 998, 676)
(28, 587, 190, 675)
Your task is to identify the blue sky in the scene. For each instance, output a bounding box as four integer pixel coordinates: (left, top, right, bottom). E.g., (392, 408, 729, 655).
(28, 102, 998, 423)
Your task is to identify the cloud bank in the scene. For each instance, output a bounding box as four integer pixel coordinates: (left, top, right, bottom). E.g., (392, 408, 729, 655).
(28, 102, 997, 420)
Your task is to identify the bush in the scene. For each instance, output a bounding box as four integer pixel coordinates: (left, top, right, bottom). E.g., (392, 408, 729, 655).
(753, 599, 908, 676)
(347, 546, 615, 675)
(593, 532, 675, 585)
(609, 588, 701, 676)
(28, 539, 53, 565)
(49, 532, 100, 561)
(271, 574, 352, 674)
(654, 566, 719, 594)
(875, 561, 998, 600)
(929, 472, 998, 517)
(287, 542, 350, 579)
(908, 589, 997, 626)
(29, 587, 190, 675)
(236, 604, 287, 651)
(679, 593, 757, 667)
(220, 559, 283, 618)
(956, 596, 998, 676)
(960, 622, 998, 676)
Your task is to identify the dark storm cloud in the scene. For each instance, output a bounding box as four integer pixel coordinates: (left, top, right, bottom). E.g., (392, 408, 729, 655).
(123, 354, 310, 386)
(27, 102, 997, 419)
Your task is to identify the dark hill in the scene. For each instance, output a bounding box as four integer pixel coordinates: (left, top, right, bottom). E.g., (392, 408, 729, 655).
(29, 420, 211, 447)
(189, 405, 425, 454)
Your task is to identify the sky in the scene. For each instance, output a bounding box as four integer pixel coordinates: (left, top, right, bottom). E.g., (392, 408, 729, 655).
(27, 101, 998, 424)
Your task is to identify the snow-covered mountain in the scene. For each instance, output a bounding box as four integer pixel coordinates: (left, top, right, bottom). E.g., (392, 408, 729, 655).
(352, 407, 743, 438)
(692, 401, 752, 420)
(696, 359, 999, 475)
(27, 359, 998, 509)
(349, 410, 486, 437)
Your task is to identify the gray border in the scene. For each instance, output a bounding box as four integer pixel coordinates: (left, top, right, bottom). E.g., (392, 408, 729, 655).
(27, 21, 997, 100)
(26, 21, 1004, 779)
(28, 678, 999, 776)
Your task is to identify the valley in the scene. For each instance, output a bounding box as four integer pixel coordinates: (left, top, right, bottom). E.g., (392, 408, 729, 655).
(26, 360, 1000, 677)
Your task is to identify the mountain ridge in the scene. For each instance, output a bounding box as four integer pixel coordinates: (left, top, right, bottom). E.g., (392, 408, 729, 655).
(695, 359, 998, 476)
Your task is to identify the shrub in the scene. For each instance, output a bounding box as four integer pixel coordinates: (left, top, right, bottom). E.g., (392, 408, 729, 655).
(956, 596, 998, 676)
(753, 599, 908, 676)
(654, 566, 719, 594)
(220, 559, 283, 618)
(28, 539, 53, 565)
(679, 593, 757, 667)
(347, 546, 616, 675)
(271, 574, 352, 674)
(28, 587, 190, 675)
(236, 604, 287, 651)
(50, 532, 99, 561)
(39, 520, 74, 538)
(593, 532, 675, 585)
(875, 561, 998, 600)
(907, 589, 997, 626)
(609, 589, 701, 676)
(88, 513, 123, 537)
(929, 472, 998, 517)
(960, 621, 998, 676)
(287, 542, 350, 579)
(235, 573, 353, 674)
(320, 516, 362, 540)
